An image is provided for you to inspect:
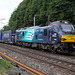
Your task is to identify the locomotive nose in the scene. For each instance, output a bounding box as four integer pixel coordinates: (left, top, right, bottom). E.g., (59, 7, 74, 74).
(61, 35, 75, 43)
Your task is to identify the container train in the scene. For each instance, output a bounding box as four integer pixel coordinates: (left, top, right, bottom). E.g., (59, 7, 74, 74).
(0, 20, 75, 53)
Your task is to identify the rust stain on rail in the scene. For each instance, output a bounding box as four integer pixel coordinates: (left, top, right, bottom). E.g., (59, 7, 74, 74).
(0, 51, 46, 75)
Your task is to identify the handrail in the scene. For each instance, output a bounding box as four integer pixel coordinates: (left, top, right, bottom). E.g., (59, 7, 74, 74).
(0, 51, 46, 75)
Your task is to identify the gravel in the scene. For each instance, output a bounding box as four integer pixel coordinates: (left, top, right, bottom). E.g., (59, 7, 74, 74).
(0, 46, 75, 75)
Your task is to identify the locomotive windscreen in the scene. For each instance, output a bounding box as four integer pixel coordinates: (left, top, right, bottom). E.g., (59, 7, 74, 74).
(60, 25, 74, 32)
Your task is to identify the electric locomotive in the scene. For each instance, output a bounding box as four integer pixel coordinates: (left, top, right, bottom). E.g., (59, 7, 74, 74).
(15, 20, 75, 53)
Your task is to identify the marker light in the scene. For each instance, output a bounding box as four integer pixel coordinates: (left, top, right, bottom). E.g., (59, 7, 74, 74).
(74, 32, 75, 34)
(61, 48, 63, 50)
(65, 32, 67, 33)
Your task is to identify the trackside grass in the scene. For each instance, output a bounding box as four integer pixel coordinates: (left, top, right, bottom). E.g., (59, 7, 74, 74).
(0, 58, 15, 75)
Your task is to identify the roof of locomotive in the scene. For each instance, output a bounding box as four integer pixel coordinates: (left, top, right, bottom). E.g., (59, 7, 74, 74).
(16, 26, 49, 32)
(50, 20, 71, 25)
(16, 20, 72, 32)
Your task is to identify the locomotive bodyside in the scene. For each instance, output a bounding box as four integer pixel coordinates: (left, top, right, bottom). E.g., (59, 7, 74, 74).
(16, 26, 49, 44)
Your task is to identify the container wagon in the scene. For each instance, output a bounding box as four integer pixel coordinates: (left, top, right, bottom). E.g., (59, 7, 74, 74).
(2, 30, 16, 44)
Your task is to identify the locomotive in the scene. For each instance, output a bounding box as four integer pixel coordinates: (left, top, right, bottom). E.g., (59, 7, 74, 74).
(0, 20, 75, 53)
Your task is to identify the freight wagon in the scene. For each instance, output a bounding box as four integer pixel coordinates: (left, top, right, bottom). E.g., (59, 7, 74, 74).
(2, 30, 16, 44)
(0, 33, 2, 41)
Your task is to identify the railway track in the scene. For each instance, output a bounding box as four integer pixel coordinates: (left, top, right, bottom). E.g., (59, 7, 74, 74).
(0, 51, 46, 75)
(0, 43, 75, 73)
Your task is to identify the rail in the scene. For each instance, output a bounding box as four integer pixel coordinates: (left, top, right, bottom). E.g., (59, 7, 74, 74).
(0, 51, 46, 75)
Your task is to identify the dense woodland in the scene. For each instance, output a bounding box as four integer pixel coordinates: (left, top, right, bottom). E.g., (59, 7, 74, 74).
(1, 0, 75, 32)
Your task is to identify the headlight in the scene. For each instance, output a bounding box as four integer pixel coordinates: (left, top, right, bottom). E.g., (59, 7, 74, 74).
(52, 33, 57, 37)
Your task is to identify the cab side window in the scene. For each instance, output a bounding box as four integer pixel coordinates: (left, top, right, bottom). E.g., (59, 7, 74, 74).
(53, 25, 59, 32)
(49, 27, 52, 31)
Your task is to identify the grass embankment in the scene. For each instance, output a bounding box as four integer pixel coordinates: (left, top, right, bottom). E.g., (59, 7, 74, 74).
(0, 58, 15, 75)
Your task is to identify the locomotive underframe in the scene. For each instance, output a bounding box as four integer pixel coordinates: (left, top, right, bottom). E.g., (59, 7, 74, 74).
(55, 43, 75, 53)
(15, 41, 75, 53)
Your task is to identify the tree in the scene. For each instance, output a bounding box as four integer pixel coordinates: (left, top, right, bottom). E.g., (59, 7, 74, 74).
(2, 0, 75, 31)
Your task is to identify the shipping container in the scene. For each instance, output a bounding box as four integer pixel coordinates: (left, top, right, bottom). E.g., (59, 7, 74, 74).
(2, 30, 16, 43)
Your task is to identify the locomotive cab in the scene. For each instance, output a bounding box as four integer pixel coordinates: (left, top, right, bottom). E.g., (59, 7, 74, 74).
(49, 20, 75, 53)
(60, 24, 75, 42)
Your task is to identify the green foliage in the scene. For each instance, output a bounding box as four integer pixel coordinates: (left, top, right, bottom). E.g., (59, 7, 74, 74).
(1, 0, 75, 31)
(0, 59, 15, 74)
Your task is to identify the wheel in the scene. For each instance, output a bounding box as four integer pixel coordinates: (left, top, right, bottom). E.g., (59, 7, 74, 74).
(39, 44, 41, 49)
(48, 46, 57, 54)
(38, 44, 42, 50)
(48, 45, 52, 52)
(51, 47, 57, 54)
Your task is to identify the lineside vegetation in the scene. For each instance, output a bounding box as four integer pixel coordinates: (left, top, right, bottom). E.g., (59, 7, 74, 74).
(1, 0, 75, 32)
(0, 58, 15, 74)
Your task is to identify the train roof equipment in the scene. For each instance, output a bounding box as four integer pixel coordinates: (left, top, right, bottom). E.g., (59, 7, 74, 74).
(50, 20, 70, 25)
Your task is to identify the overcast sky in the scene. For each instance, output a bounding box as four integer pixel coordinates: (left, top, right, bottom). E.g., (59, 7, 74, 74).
(0, 0, 23, 30)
